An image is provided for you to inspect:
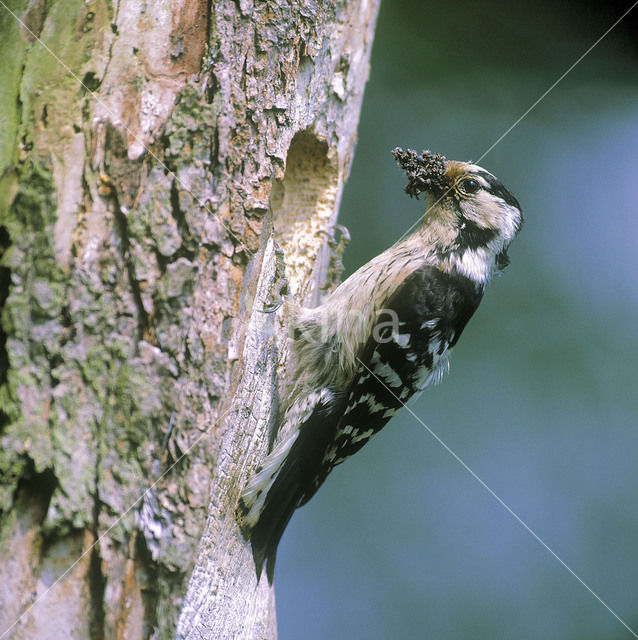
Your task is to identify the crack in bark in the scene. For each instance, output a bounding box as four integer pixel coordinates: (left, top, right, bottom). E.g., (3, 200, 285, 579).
(168, 177, 197, 262)
(0, 225, 11, 430)
(111, 190, 150, 344)
(88, 542, 106, 640)
(89, 412, 106, 640)
(134, 531, 160, 637)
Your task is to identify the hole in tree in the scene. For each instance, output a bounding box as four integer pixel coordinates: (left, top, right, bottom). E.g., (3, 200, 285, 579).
(271, 129, 338, 304)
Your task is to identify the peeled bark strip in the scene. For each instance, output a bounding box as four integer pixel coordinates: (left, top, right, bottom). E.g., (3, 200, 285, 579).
(0, 1, 379, 638)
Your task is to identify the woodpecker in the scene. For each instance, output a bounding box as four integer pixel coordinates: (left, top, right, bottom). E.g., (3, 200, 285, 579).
(238, 148, 523, 583)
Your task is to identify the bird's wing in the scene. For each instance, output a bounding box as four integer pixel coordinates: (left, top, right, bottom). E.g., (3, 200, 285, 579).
(240, 264, 483, 582)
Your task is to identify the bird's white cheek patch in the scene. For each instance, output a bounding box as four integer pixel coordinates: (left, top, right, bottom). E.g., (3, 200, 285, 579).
(450, 248, 491, 283)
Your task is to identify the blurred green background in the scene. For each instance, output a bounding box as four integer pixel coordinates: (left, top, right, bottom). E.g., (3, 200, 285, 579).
(276, 1, 638, 639)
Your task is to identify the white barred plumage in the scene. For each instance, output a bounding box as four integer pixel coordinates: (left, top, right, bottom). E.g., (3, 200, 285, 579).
(238, 149, 523, 583)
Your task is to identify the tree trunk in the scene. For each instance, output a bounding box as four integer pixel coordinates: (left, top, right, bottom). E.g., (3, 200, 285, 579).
(0, 0, 378, 638)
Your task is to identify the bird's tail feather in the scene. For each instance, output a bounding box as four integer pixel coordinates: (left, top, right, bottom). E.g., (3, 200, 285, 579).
(245, 453, 302, 583)
(239, 390, 344, 583)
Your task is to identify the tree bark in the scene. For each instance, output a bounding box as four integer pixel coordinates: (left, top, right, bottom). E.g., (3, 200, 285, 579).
(0, 1, 379, 638)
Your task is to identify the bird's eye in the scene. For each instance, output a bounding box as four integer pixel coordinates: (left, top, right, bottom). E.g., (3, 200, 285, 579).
(458, 178, 480, 195)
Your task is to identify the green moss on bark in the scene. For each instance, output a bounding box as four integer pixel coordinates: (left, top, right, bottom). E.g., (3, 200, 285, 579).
(0, 162, 63, 506)
(0, 0, 29, 187)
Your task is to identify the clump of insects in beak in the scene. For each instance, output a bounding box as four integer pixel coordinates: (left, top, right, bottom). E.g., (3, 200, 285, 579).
(392, 147, 448, 199)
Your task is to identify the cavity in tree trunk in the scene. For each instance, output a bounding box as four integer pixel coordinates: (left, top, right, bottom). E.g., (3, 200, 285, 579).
(0, 1, 379, 638)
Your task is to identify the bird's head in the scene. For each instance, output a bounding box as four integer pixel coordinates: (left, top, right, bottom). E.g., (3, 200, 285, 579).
(392, 148, 523, 277)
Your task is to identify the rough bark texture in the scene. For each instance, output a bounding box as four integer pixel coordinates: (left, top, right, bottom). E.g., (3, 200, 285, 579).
(0, 1, 379, 638)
